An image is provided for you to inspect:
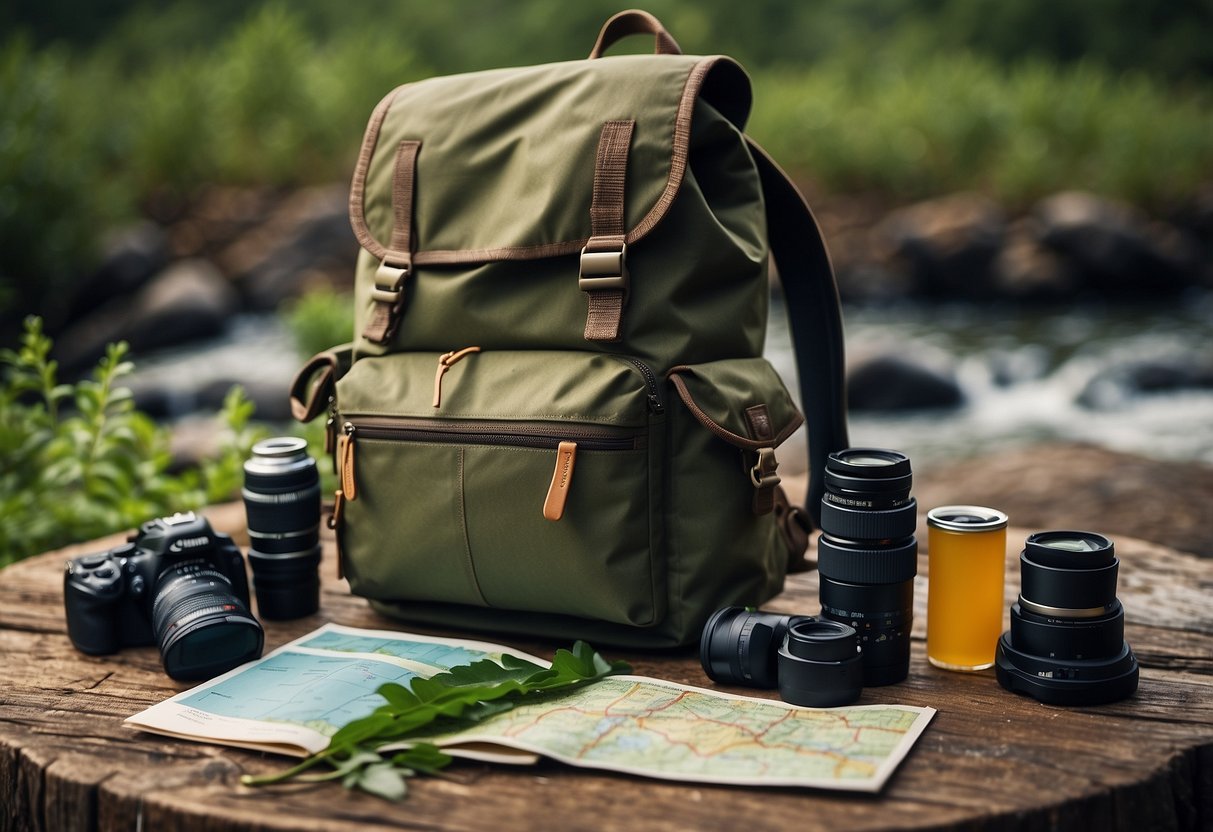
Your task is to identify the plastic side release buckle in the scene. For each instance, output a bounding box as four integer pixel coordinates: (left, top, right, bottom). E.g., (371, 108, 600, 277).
(578, 243, 628, 293)
(370, 260, 411, 305)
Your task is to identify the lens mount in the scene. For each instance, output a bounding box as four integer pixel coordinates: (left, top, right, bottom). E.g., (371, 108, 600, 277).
(776, 619, 863, 708)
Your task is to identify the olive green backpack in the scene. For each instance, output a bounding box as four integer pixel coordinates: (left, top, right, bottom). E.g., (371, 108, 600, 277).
(290, 10, 849, 647)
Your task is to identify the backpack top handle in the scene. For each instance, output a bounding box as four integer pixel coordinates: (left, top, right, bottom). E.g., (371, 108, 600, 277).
(588, 10, 683, 59)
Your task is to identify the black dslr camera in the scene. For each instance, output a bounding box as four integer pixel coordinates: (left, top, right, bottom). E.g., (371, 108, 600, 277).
(63, 512, 264, 681)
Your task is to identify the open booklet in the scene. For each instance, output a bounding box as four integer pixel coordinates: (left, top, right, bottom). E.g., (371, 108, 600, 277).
(126, 623, 934, 792)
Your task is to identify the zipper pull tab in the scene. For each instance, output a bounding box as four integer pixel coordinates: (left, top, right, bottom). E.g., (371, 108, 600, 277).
(542, 441, 578, 521)
(329, 489, 346, 580)
(338, 422, 358, 501)
(433, 346, 481, 408)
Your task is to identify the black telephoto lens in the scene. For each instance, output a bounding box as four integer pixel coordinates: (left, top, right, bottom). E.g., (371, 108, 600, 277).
(151, 563, 263, 681)
(817, 448, 917, 686)
(243, 437, 322, 620)
(995, 531, 1139, 706)
(700, 606, 808, 688)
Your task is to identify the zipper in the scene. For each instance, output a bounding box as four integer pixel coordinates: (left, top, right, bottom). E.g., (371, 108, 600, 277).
(344, 417, 643, 451)
(621, 357, 664, 414)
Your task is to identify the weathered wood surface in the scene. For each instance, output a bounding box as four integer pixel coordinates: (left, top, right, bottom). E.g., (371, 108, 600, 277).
(2, 503, 1211, 832)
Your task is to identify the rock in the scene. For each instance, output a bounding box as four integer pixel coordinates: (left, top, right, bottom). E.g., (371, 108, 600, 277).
(876, 193, 1006, 298)
(52, 259, 240, 375)
(846, 351, 964, 412)
(914, 443, 1213, 557)
(64, 222, 170, 327)
(1077, 357, 1213, 410)
(216, 185, 357, 310)
(1034, 192, 1199, 296)
(992, 218, 1078, 300)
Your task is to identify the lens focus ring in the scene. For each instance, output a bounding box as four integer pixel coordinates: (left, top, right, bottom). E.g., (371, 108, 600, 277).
(817, 535, 918, 584)
(820, 498, 917, 541)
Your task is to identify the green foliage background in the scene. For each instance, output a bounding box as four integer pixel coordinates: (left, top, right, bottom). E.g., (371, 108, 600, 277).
(0, 1, 1210, 561)
(2, 0, 1211, 327)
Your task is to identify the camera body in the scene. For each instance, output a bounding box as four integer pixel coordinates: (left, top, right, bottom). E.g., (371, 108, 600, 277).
(64, 512, 261, 679)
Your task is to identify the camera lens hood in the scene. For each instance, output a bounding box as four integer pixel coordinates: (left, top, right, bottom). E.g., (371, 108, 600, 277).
(776, 619, 864, 707)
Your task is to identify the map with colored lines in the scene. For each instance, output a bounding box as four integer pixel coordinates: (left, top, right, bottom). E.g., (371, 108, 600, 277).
(126, 623, 933, 791)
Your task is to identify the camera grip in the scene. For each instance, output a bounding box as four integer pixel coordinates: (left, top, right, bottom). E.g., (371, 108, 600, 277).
(63, 558, 124, 655)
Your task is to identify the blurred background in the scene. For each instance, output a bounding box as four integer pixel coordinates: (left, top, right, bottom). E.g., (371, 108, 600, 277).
(2, 0, 1211, 563)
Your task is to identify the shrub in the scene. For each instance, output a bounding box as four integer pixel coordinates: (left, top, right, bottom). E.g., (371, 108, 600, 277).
(0, 317, 267, 566)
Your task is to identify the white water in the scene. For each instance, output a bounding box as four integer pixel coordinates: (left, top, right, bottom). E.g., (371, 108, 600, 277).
(768, 291, 1213, 468)
(125, 292, 1213, 469)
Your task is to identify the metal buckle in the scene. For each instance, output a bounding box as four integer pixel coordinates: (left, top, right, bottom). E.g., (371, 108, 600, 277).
(370, 260, 410, 305)
(750, 447, 781, 489)
(578, 244, 628, 293)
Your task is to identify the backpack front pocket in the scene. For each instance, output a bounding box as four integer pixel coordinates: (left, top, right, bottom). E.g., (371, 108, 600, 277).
(333, 351, 665, 627)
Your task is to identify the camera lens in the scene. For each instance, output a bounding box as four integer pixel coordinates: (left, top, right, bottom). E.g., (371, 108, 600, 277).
(995, 531, 1139, 705)
(700, 606, 807, 688)
(817, 447, 917, 687)
(243, 437, 322, 620)
(151, 564, 263, 681)
(776, 619, 863, 707)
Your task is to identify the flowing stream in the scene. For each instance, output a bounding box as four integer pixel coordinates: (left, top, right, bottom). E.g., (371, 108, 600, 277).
(767, 291, 1213, 468)
(126, 293, 1213, 469)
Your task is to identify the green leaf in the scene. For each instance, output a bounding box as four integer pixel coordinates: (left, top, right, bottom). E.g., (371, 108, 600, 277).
(249, 642, 630, 802)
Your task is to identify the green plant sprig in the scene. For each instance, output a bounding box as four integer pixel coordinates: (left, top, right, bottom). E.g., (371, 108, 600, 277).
(242, 641, 630, 801)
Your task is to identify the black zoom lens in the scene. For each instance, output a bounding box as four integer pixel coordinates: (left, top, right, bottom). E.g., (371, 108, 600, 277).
(243, 437, 322, 620)
(700, 606, 806, 688)
(817, 448, 917, 687)
(151, 564, 263, 681)
(700, 607, 863, 708)
(995, 531, 1139, 705)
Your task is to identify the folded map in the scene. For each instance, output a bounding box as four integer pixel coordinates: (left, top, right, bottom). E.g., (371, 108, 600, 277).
(126, 623, 934, 792)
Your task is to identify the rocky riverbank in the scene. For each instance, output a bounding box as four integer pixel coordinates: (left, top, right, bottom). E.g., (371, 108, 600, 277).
(19, 183, 1213, 495)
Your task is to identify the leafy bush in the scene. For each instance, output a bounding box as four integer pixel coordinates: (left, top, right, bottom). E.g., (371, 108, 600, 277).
(0, 317, 268, 566)
(285, 287, 354, 358)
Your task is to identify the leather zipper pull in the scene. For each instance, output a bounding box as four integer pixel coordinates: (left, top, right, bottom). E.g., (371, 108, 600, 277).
(542, 441, 578, 521)
(338, 423, 358, 501)
(433, 346, 481, 408)
(329, 489, 346, 580)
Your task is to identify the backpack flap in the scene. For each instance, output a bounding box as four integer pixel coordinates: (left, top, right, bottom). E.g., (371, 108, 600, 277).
(346, 52, 761, 360)
(666, 359, 804, 516)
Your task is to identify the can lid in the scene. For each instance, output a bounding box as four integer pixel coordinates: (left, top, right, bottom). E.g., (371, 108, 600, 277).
(927, 505, 1008, 532)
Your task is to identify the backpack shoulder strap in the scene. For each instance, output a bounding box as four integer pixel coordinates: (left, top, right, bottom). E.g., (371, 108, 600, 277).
(747, 138, 850, 531)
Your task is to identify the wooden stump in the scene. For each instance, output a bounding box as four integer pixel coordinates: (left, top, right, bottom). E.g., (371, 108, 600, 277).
(2, 505, 1211, 831)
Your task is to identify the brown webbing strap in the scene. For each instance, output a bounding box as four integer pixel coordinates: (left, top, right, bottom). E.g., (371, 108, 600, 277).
(363, 139, 421, 344)
(582, 120, 634, 342)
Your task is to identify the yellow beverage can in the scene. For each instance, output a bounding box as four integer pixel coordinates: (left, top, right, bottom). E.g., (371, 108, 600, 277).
(926, 505, 1009, 672)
